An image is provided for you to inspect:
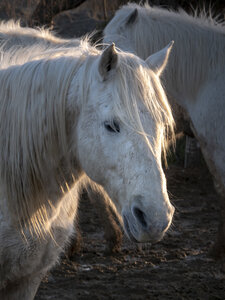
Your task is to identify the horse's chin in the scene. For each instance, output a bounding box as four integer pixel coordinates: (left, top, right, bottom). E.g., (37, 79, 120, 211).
(123, 214, 139, 243)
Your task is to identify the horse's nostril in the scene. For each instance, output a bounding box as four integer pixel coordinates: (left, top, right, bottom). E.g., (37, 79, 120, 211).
(132, 207, 148, 229)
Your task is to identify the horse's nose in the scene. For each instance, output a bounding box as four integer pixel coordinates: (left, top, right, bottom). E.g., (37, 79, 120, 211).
(131, 195, 174, 231)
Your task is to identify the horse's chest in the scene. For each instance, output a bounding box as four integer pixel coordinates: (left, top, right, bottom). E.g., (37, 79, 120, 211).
(0, 199, 76, 287)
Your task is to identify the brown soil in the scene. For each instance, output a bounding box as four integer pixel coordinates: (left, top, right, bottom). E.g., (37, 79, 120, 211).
(35, 165, 225, 300)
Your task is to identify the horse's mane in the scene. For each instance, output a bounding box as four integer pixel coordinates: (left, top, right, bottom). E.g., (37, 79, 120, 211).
(0, 41, 97, 236)
(105, 3, 225, 99)
(0, 38, 174, 236)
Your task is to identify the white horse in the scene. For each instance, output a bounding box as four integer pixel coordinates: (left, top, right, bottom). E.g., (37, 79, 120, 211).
(0, 30, 175, 298)
(104, 3, 225, 258)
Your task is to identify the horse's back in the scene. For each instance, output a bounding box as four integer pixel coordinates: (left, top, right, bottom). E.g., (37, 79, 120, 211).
(0, 20, 81, 51)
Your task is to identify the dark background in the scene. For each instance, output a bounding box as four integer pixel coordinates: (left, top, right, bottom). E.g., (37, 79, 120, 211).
(0, 0, 224, 38)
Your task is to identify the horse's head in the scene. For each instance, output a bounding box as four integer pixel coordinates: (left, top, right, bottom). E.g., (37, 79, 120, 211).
(74, 43, 174, 243)
(103, 4, 160, 60)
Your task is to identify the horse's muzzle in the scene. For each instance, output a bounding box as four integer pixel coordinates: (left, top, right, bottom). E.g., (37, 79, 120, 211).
(122, 199, 174, 243)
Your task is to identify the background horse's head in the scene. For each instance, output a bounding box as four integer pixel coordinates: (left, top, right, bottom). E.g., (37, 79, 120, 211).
(71, 43, 175, 243)
(103, 4, 141, 57)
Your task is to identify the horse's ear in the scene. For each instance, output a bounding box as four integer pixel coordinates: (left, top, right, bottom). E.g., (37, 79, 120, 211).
(99, 43, 118, 81)
(145, 41, 174, 76)
(125, 8, 138, 25)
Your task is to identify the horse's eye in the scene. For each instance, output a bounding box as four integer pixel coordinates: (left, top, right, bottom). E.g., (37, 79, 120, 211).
(104, 120, 120, 133)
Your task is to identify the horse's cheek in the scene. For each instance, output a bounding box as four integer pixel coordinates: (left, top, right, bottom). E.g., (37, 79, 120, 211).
(76, 129, 104, 182)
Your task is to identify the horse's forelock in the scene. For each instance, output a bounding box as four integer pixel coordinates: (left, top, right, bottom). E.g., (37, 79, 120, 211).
(111, 53, 175, 159)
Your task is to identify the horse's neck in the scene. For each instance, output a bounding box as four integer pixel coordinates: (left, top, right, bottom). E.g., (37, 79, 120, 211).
(139, 10, 225, 106)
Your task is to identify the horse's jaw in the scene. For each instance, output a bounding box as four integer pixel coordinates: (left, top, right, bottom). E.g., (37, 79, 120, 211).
(104, 179, 174, 244)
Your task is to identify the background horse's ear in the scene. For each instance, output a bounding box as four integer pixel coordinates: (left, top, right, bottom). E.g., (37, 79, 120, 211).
(145, 41, 174, 76)
(99, 43, 118, 81)
(125, 8, 138, 25)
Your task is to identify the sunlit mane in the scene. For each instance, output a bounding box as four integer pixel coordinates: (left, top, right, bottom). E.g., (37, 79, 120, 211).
(0, 42, 98, 236)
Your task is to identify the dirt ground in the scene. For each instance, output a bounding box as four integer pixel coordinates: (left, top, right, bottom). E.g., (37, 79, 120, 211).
(35, 164, 225, 300)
